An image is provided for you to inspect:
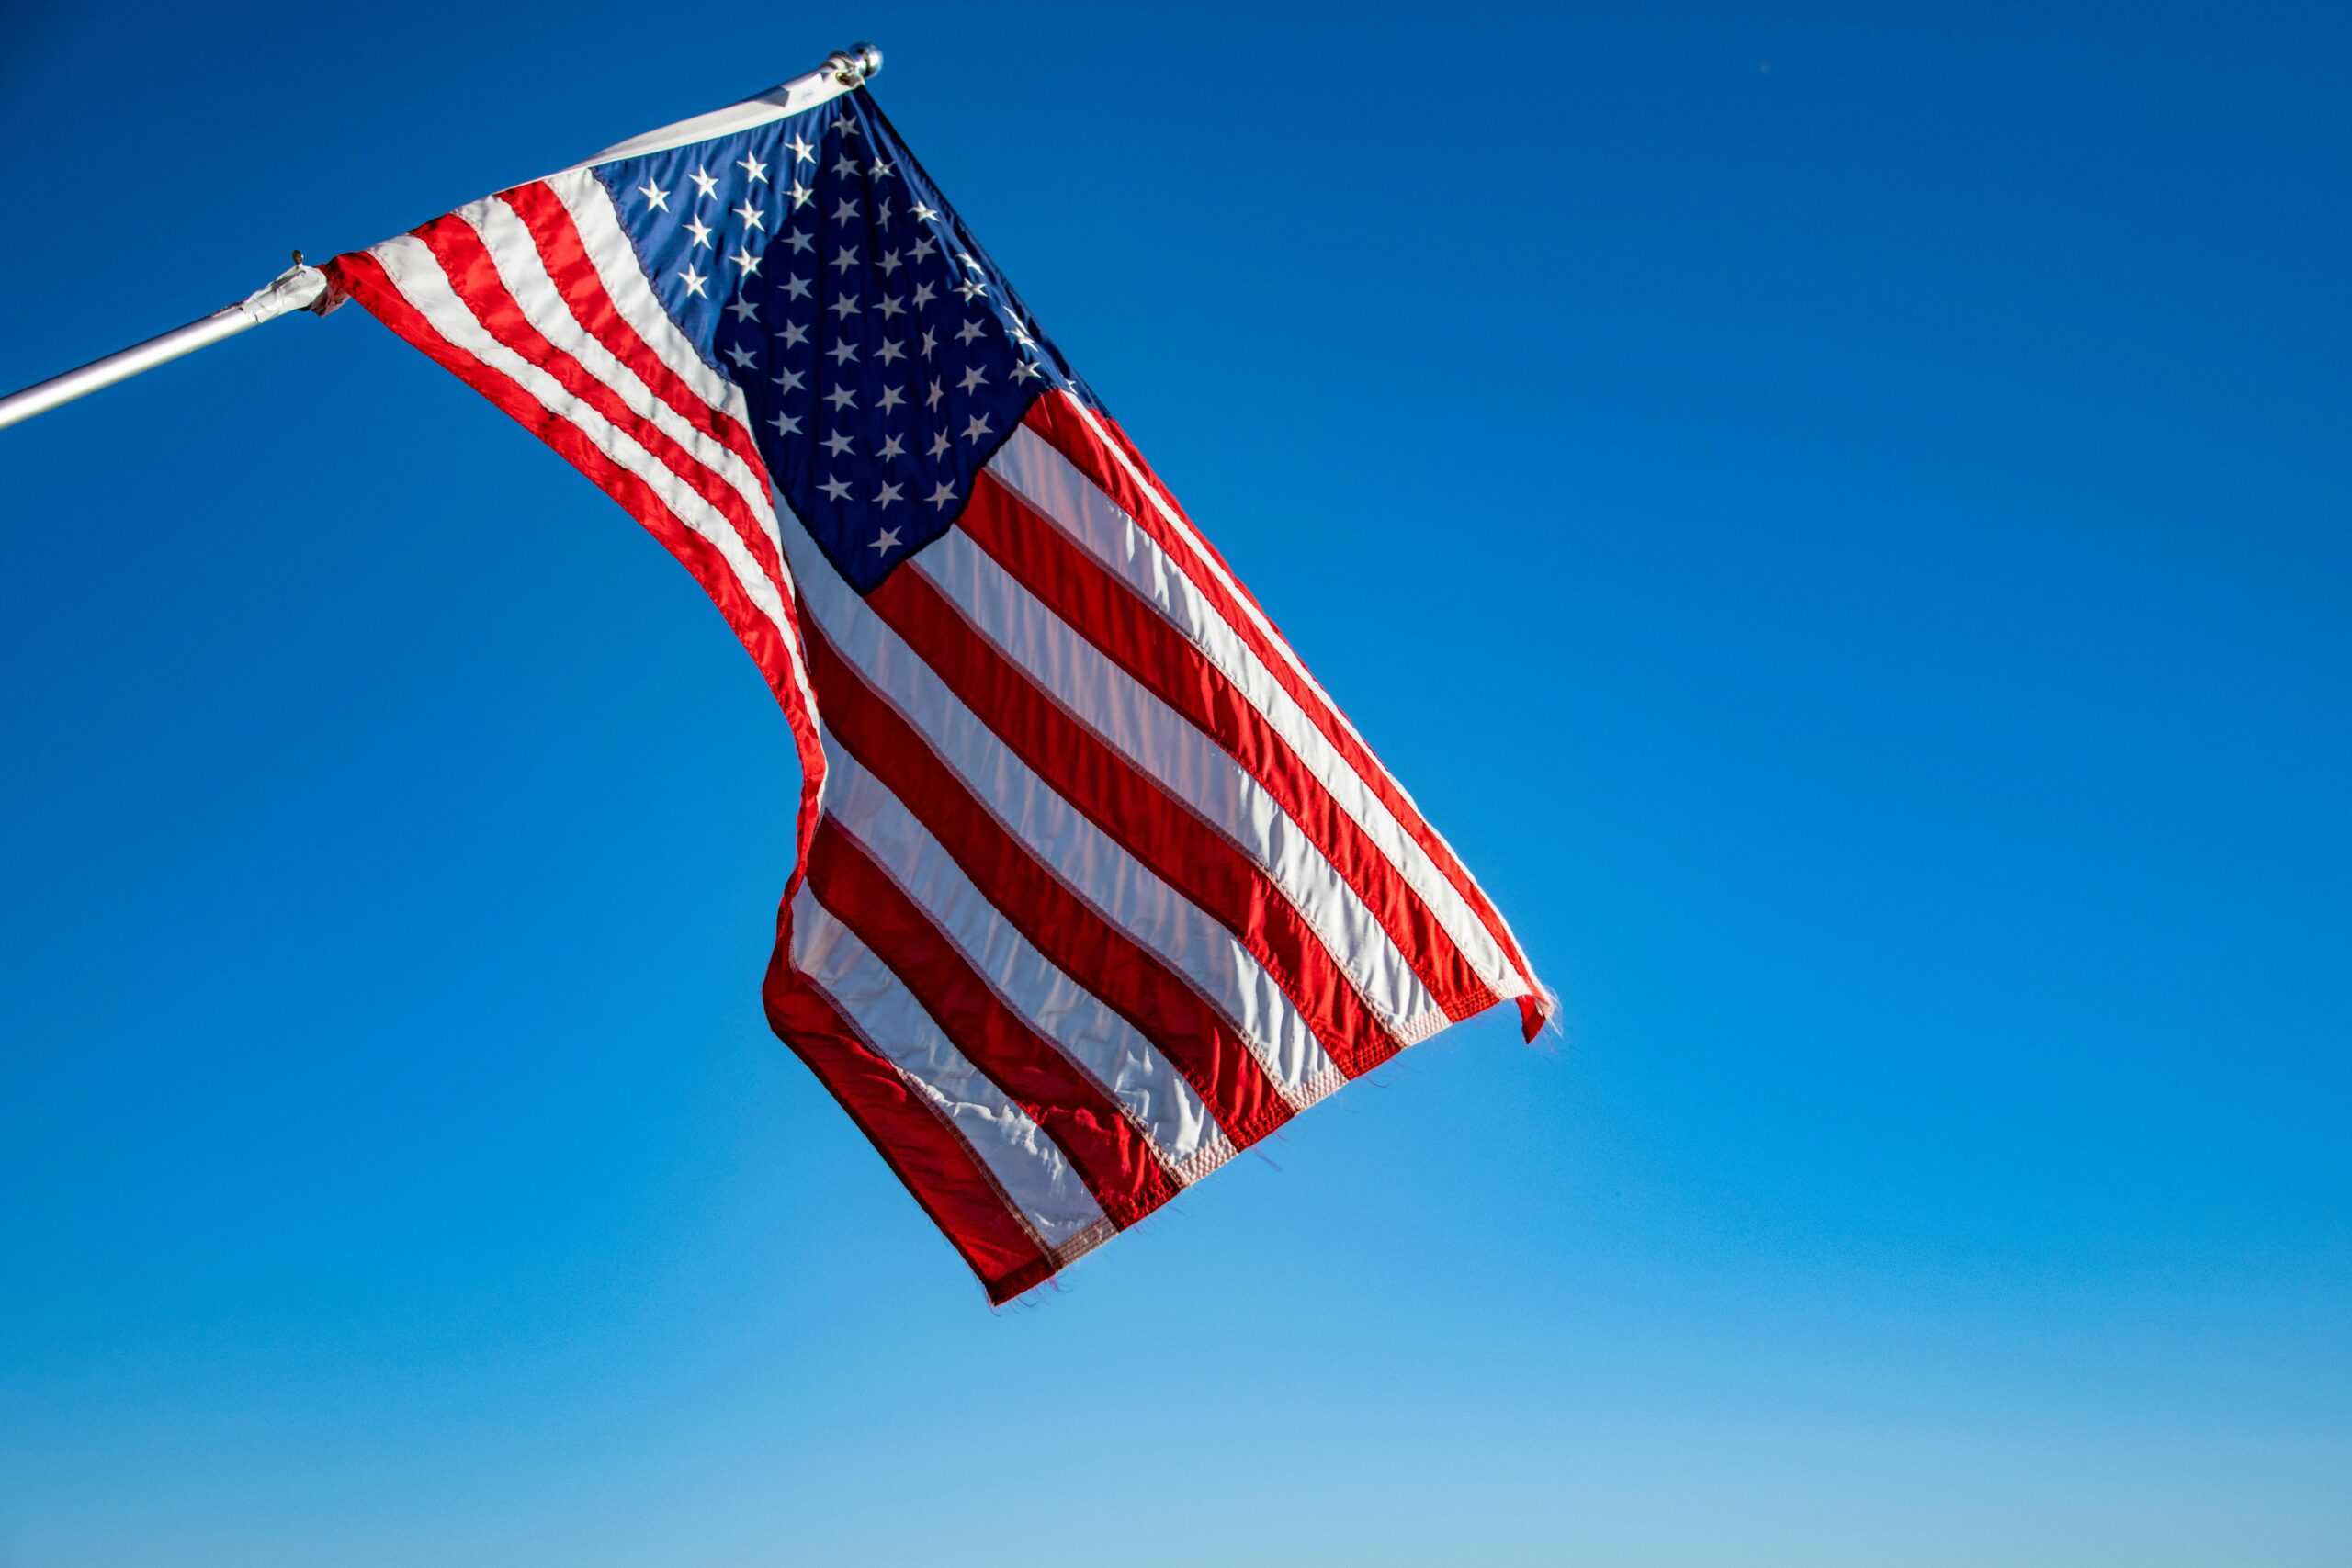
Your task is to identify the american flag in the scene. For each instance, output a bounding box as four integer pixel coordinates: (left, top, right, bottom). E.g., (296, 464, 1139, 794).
(323, 68, 1554, 1303)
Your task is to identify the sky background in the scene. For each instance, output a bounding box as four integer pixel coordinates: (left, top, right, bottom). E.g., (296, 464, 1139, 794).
(2, 2, 2347, 1563)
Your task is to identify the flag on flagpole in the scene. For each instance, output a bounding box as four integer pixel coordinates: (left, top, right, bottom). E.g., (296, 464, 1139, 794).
(322, 66, 1554, 1303)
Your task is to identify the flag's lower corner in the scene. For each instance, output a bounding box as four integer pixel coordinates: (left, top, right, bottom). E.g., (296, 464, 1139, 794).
(1516, 987, 1563, 1044)
(986, 1216, 1120, 1307)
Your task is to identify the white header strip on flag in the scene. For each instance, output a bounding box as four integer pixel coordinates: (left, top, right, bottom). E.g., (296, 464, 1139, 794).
(576, 44, 883, 169)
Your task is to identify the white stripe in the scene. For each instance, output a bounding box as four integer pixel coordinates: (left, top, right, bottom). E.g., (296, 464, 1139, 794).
(463, 196, 787, 574)
(543, 171, 758, 440)
(365, 235, 801, 654)
(789, 884, 1110, 1255)
(988, 423, 1529, 1004)
(777, 508, 1342, 1107)
(911, 533, 1439, 1040)
(820, 744, 1236, 1182)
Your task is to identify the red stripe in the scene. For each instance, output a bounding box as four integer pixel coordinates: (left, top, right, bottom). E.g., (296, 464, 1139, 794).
(500, 180, 776, 510)
(806, 820, 1182, 1225)
(801, 623, 1299, 1149)
(412, 197, 794, 614)
(761, 961, 1055, 1303)
(1023, 394, 1551, 1039)
(960, 469, 1499, 1027)
(871, 564, 1403, 1082)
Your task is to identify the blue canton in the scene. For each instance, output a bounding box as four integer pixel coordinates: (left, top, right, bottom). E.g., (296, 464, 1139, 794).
(594, 93, 1088, 593)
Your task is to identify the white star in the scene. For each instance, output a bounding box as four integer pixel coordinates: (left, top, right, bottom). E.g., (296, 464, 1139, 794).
(728, 247, 762, 276)
(877, 386, 906, 413)
(925, 378, 944, 411)
(826, 386, 858, 412)
(777, 321, 809, 348)
(820, 475, 854, 502)
(690, 167, 720, 201)
(877, 431, 907, 457)
(725, 296, 760, 323)
(677, 266, 707, 297)
(822, 431, 854, 457)
(684, 215, 715, 248)
(724, 343, 757, 369)
(871, 523, 903, 549)
(831, 245, 860, 274)
(962, 412, 992, 444)
(921, 328, 938, 358)
(928, 429, 952, 458)
(911, 234, 938, 261)
(876, 338, 906, 364)
(786, 133, 817, 164)
(784, 229, 814, 254)
(832, 152, 860, 178)
(768, 409, 802, 435)
(773, 365, 806, 391)
(1012, 358, 1045, 382)
(927, 479, 958, 510)
(637, 179, 670, 210)
(911, 201, 939, 222)
(911, 281, 937, 309)
(1008, 322, 1036, 348)
(873, 492, 902, 517)
(956, 317, 987, 345)
(786, 181, 814, 209)
(870, 158, 895, 180)
(956, 276, 989, 303)
(876, 250, 903, 276)
(876, 295, 906, 320)
(783, 274, 812, 300)
(737, 152, 768, 183)
(958, 365, 989, 393)
(827, 340, 859, 366)
(956, 251, 978, 270)
(831, 197, 859, 223)
(829, 295, 861, 321)
(731, 198, 766, 231)
(834, 114, 861, 139)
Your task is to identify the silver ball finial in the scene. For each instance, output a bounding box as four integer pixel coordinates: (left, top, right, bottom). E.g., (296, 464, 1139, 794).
(827, 41, 883, 86)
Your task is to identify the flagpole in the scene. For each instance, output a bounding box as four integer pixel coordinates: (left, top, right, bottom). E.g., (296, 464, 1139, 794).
(0, 41, 886, 435)
(0, 260, 332, 433)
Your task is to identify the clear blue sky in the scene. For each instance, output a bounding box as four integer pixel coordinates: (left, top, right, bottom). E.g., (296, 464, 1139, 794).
(3, 2, 2346, 1563)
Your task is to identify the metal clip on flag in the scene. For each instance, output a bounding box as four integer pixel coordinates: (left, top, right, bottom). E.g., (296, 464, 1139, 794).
(2, 43, 1555, 1303)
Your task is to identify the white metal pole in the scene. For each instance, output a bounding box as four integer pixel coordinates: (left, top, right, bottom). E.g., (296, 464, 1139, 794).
(0, 261, 332, 434)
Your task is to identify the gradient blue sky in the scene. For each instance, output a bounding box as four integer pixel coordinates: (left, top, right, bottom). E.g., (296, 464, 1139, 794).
(3, 3, 2347, 1563)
